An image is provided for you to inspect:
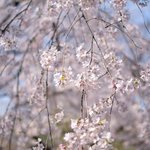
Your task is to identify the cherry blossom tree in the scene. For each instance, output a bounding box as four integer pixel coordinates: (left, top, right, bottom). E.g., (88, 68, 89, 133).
(0, 0, 150, 149)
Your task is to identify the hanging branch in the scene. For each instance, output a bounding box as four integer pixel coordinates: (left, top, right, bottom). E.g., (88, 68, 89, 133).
(65, 9, 82, 41)
(80, 89, 86, 118)
(8, 39, 31, 150)
(8, 70, 20, 150)
(45, 70, 54, 148)
(136, 2, 150, 35)
(1, 0, 32, 35)
(81, 10, 112, 78)
(48, 10, 63, 49)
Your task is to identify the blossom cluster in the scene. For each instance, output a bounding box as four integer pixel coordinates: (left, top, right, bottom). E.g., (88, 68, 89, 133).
(0, 0, 150, 150)
(63, 100, 113, 150)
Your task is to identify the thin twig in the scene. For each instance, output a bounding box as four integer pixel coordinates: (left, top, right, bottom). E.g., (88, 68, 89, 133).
(136, 2, 150, 34)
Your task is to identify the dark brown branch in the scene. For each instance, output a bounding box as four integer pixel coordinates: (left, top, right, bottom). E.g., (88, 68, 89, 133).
(81, 11, 112, 78)
(1, 0, 32, 35)
(80, 89, 86, 118)
(136, 2, 150, 35)
(8, 41, 30, 150)
(45, 70, 53, 149)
